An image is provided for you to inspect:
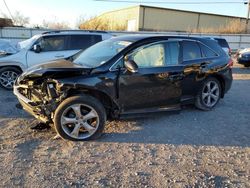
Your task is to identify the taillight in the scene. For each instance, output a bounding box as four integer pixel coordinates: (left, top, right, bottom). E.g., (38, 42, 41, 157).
(228, 58, 233, 68)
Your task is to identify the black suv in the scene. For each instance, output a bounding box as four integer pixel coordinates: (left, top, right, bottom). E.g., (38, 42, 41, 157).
(14, 35, 233, 141)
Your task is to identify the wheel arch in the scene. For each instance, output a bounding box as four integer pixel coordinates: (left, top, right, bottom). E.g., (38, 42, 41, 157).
(66, 88, 119, 119)
(208, 74, 225, 98)
(0, 65, 23, 73)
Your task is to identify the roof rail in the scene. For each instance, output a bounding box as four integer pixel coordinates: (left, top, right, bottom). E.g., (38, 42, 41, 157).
(42, 29, 109, 35)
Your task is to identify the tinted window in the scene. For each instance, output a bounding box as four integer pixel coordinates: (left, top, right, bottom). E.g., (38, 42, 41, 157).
(200, 43, 218, 57)
(39, 36, 66, 52)
(130, 43, 165, 68)
(214, 38, 229, 48)
(165, 42, 180, 65)
(69, 35, 102, 50)
(182, 41, 202, 61)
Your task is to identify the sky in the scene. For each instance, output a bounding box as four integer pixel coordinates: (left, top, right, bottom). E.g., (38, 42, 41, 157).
(0, 0, 249, 28)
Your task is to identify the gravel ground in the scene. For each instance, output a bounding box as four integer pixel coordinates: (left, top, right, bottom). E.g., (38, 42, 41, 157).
(0, 63, 249, 187)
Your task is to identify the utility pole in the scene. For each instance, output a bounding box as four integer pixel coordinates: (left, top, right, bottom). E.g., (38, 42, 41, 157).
(246, 0, 250, 33)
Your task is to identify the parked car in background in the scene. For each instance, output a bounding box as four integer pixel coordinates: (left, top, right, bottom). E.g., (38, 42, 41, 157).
(14, 35, 233, 141)
(237, 51, 250, 67)
(0, 30, 112, 89)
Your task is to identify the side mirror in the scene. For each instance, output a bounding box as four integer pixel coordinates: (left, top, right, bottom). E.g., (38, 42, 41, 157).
(124, 60, 138, 73)
(33, 44, 41, 53)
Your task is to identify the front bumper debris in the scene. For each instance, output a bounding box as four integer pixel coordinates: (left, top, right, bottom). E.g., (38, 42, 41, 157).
(13, 85, 49, 123)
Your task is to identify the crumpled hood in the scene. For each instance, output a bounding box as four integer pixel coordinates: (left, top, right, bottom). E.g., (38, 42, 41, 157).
(19, 59, 92, 81)
(0, 39, 20, 55)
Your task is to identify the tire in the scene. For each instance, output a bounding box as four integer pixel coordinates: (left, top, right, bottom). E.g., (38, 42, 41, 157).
(54, 95, 106, 141)
(195, 77, 221, 111)
(0, 67, 21, 90)
(244, 64, 250, 67)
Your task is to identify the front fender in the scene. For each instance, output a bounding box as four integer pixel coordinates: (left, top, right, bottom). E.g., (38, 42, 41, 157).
(56, 72, 118, 102)
(0, 61, 26, 71)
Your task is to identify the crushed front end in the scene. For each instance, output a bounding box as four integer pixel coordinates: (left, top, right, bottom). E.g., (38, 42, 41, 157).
(14, 77, 67, 123)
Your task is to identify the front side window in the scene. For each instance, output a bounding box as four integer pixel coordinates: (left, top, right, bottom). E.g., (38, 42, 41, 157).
(127, 41, 180, 68)
(39, 36, 66, 52)
(129, 43, 165, 68)
(182, 41, 202, 61)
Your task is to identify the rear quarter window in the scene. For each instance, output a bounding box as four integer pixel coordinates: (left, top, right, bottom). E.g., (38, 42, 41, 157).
(215, 38, 229, 48)
(69, 35, 102, 50)
(199, 43, 218, 58)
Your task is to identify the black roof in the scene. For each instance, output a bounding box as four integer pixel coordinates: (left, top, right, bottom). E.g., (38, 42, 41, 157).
(110, 34, 226, 56)
(111, 34, 207, 43)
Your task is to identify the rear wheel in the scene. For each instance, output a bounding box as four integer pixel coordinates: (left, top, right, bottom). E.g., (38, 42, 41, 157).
(195, 78, 221, 111)
(54, 95, 106, 141)
(0, 67, 21, 90)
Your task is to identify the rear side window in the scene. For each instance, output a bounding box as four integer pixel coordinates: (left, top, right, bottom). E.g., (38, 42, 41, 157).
(182, 41, 202, 61)
(165, 42, 180, 65)
(199, 43, 218, 58)
(69, 35, 102, 50)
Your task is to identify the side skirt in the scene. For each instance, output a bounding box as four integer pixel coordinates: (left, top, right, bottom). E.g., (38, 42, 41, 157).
(119, 105, 181, 119)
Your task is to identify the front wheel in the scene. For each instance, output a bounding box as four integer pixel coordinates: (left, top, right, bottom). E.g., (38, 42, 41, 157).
(54, 95, 106, 141)
(195, 78, 221, 111)
(0, 67, 21, 90)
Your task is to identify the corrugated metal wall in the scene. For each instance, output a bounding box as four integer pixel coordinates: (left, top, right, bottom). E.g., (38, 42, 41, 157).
(139, 6, 249, 33)
(0, 27, 50, 42)
(1, 27, 250, 50)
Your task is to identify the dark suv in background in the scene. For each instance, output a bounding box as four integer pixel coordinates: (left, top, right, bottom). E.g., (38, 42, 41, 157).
(14, 35, 233, 141)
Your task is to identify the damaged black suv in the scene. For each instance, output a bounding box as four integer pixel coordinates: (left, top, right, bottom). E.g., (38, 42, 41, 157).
(14, 35, 233, 141)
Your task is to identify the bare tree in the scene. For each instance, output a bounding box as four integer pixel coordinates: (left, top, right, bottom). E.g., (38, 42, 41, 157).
(79, 16, 126, 31)
(75, 15, 88, 29)
(41, 20, 70, 29)
(1, 11, 29, 26)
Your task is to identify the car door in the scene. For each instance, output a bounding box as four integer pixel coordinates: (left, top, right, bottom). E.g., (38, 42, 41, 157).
(26, 35, 71, 67)
(181, 40, 218, 98)
(118, 41, 184, 112)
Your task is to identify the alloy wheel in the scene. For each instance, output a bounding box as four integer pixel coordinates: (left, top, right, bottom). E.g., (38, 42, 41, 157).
(202, 81, 220, 108)
(60, 103, 100, 140)
(0, 70, 18, 89)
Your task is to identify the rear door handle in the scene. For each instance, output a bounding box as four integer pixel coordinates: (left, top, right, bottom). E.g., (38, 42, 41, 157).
(169, 73, 184, 80)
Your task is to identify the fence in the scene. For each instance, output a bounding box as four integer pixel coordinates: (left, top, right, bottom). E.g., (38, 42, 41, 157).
(1, 27, 250, 50)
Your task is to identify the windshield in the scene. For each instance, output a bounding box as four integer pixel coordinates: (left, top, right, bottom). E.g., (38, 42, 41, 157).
(18, 35, 40, 49)
(73, 39, 132, 68)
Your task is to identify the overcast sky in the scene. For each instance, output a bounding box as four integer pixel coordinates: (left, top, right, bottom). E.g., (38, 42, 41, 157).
(0, 0, 248, 28)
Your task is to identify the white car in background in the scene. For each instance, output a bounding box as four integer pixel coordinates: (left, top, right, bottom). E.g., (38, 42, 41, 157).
(0, 30, 112, 90)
